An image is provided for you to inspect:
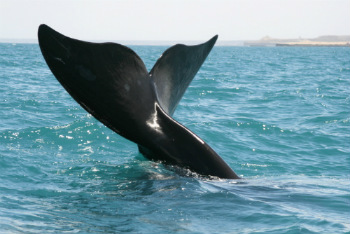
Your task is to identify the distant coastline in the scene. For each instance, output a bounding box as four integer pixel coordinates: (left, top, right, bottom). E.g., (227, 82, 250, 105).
(276, 42, 350, 47)
(244, 35, 350, 47)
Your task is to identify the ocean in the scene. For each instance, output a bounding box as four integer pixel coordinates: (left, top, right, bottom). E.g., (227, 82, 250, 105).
(0, 43, 349, 233)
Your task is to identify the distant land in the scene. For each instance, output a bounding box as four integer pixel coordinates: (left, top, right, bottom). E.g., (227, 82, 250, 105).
(244, 35, 350, 47)
(1, 35, 349, 47)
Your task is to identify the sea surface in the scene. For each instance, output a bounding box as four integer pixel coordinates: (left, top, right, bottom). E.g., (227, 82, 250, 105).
(0, 43, 349, 234)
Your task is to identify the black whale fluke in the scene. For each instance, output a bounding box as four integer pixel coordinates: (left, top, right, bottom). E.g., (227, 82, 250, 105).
(38, 24, 240, 179)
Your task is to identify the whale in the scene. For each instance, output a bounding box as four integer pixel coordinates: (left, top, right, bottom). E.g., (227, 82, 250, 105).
(38, 24, 240, 179)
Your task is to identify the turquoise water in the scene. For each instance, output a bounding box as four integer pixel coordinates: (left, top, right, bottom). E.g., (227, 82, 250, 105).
(0, 43, 349, 233)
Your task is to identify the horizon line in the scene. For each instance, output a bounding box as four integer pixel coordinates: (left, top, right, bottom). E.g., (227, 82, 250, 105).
(0, 38, 246, 46)
(2, 34, 349, 46)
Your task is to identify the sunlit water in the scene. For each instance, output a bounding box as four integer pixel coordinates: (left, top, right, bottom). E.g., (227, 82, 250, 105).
(1, 43, 349, 233)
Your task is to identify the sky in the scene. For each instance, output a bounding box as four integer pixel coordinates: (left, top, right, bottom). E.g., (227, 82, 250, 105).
(1, 0, 349, 42)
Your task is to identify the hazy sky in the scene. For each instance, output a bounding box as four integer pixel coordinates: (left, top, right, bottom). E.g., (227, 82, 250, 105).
(1, 0, 349, 41)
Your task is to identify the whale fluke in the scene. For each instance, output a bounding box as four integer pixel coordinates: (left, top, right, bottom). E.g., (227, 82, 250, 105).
(38, 24, 239, 179)
(150, 35, 218, 116)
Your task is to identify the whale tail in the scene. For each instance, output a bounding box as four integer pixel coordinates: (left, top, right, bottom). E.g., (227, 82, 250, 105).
(38, 24, 239, 179)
